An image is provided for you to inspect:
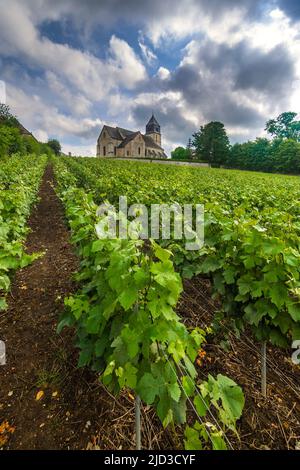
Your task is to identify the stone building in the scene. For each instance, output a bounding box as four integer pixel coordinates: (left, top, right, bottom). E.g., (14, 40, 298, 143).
(96, 114, 167, 158)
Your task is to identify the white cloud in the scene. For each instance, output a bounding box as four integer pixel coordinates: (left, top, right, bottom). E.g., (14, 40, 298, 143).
(0, 1, 147, 102)
(138, 33, 157, 65)
(34, 129, 49, 142)
(46, 71, 92, 115)
(0, 80, 6, 103)
(106, 93, 133, 118)
(157, 67, 170, 80)
(62, 143, 96, 157)
(145, 2, 246, 46)
(6, 84, 103, 140)
(108, 35, 146, 88)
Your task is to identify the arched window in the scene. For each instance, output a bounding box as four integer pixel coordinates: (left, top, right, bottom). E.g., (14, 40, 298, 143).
(138, 147, 141, 155)
(103, 146, 106, 156)
(103, 131, 106, 138)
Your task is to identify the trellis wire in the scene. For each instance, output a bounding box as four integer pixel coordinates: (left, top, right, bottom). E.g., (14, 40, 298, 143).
(187, 282, 300, 399)
(162, 350, 234, 450)
(175, 356, 234, 450)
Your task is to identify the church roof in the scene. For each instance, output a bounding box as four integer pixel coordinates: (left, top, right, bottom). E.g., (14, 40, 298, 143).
(146, 113, 161, 135)
(117, 131, 164, 150)
(103, 125, 134, 140)
(103, 125, 123, 140)
(118, 131, 140, 148)
(142, 134, 162, 150)
(116, 127, 135, 138)
(146, 114, 160, 127)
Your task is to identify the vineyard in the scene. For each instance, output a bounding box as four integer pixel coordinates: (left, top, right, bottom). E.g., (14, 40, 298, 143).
(1, 154, 300, 451)
(0, 154, 47, 310)
(56, 156, 300, 348)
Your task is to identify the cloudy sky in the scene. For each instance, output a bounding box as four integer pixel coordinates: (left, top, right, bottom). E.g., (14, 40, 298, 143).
(0, 0, 299, 156)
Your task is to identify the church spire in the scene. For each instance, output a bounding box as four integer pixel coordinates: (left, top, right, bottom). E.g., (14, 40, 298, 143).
(145, 113, 161, 147)
(146, 113, 160, 135)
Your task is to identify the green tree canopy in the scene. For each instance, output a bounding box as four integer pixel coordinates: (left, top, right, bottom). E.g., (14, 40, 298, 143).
(171, 146, 192, 160)
(0, 104, 58, 158)
(228, 138, 272, 171)
(0, 104, 19, 128)
(0, 125, 25, 156)
(192, 121, 230, 165)
(272, 139, 300, 174)
(47, 139, 61, 155)
(265, 112, 300, 141)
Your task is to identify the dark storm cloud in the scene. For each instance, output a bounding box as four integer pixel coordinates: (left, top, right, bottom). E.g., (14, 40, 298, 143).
(198, 0, 266, 19)
(132, 33, 294, 140)
(194, 40, 295, 95)
(156, 66, 261, 128)
(235, 44, 294, 93)
(168, 39, 293, 121)
(133, 102, 196, 144)
(277, 0, 300, 20)
(37, 0, 269, 30)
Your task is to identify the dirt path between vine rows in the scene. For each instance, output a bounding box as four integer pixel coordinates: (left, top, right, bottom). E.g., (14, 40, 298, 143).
(0, 165, 81, 449)
(0, 166, 171, 450)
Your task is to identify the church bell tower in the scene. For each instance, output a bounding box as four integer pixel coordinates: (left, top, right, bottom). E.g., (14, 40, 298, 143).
(145, 114, 161, 147)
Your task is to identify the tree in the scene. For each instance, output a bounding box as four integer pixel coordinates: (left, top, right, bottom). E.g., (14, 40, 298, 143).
(0, 105, 62, 158)
(192, 121, 230, 165)
(47, 139, 61, 155)
(0, 103, 19, 128)
(265, 112, 300, 141)
(272, 139, 300, 174)
(23, 136, 42, 154)
(228, 138, 272, 172)
(171, 146, 192, 160)
(228, 142, 251, 170)
(0, 125, 25, 156)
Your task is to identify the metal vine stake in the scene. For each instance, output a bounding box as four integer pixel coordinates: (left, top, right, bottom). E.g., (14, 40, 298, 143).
(0, 340, 6, 366)
(135, 395, 141, 450)
(134, 302, 142, 450)
(261, 341, 267, 397)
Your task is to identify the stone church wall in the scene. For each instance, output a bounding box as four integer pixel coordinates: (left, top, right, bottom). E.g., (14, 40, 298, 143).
(97, 131, 121, 157)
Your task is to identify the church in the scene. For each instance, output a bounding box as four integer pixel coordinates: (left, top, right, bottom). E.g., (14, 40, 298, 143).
(96, 114, 167, 159)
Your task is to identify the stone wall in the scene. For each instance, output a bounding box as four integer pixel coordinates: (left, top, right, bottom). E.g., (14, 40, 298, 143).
(145, 146, 164, 158)
(97, 130, 121, 157)
(127, 134, 145, 157)
(118, 133, 145, 158)
(146, 132, 161, 147)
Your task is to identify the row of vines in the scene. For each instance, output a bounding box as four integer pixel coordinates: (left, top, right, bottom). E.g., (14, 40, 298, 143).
(52, 155, 300, 448)
(60, 156, 300, 348)
(0, 154, 47, 310)
(52, 156, 245, 450)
